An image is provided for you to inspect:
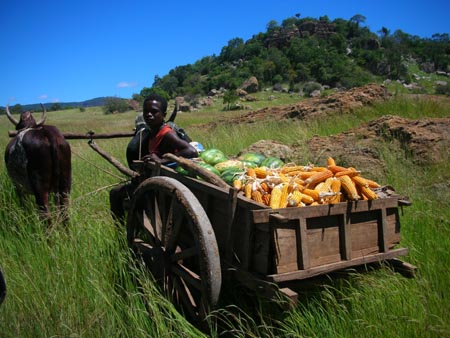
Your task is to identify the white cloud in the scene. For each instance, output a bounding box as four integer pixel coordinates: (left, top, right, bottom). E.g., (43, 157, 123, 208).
(117, 81, 138, 88)
(38, 94, 48, 100)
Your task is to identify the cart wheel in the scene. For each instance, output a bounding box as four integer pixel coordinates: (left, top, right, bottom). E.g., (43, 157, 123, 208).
(127, 176, 221, 323)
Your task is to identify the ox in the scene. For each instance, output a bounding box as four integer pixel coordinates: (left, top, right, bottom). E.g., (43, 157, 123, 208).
(4, 105, 72, 226)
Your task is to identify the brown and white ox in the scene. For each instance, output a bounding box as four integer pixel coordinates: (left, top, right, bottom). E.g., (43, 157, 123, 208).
(4, 105, 72, 226)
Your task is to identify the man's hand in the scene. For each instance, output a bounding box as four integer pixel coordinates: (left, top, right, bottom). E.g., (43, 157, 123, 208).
(142, 153, 162, 163)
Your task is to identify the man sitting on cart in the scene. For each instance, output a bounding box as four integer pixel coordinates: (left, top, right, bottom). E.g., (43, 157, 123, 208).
(109, 93, 199, 225)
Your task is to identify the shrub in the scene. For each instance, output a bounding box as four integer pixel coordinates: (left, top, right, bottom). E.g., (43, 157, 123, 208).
(435, 83, 450, 96)
(303, 81, 322, 97)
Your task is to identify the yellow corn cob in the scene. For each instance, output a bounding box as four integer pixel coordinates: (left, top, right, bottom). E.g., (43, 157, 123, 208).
(262, 193, 271, 206)
(298, 171, 317, 180)
(327, 165, 349, 174)
(360, 186, 379, 200)
(244, 182, 252, 199)
(328, 178, 342, 204)
(254, 167, 267, 178)
(318, 177, 334, 193)
(281, 166, 309, 174)
(338, 175, 360, 200)
(247, 168, 256, 178)
(283, 170, 302, 177)
(269, 185, 282, 209)
(334, 168, 361, 178)
(233, 179, 243, 190)
(314, 182, 325, 192)
(300, 192, 315, 204)
(251, 190, 264, 204)
(327, 157, 336, 167)
(287, 190, 303, 207)
(352, 175, 369, 187)
(356, 183, 367, 200)
(293, 178, 305, 186)
(279, 183, 289, 208)
(278, 173, 291, 183)
(260, 182, 270, 193)
(363, 177, 381, 188)
(302, 188, 320, 201)
(310, 166, 328, 172)
(304, 169, 333, 188)
(330, 177, 341, 193)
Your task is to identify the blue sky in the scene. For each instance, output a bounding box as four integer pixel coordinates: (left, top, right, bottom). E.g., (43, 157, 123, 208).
(1, 0, 449, 106)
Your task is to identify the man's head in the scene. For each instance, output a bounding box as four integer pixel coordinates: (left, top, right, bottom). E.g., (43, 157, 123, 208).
(143, 94, 167, 115)
(143, 94, 168, 128)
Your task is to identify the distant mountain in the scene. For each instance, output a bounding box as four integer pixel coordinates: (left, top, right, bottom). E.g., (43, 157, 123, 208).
(0, 97, 111, 112)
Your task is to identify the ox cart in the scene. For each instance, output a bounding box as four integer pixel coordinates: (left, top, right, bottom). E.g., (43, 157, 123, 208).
(86, 139, 415, 325)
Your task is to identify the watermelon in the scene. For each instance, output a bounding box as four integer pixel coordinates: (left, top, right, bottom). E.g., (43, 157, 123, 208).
(200, 148, 228, 165)
(196, 161, 221, 176)
(260, 156, 284, 169)
(240, 160, 258, 168)
(175, 165, 189, 176)
(237, 152, 266, 166)
(220, 167, 244, 185)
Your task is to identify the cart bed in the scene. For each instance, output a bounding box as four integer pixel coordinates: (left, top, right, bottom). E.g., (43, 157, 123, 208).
(143, 163, 409, 284)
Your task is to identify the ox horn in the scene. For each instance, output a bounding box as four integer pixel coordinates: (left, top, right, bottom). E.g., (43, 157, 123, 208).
(5, 105, 19, 126)
(35, 104, 47, 126)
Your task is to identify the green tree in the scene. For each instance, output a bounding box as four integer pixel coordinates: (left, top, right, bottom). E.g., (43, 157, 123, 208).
(223, 89, 239, 110)
(219, 38, 245, 62)
(50, 103, 62, 111)
(103, 97, 129, 115)
(11, 104, 23, 114)
(139, 87, 170, 102)
(266, 20, 279, 33)
(350, 14, 366, 27)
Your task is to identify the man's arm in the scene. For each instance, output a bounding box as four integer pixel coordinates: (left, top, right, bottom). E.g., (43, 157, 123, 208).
(144, 131, 198, 164)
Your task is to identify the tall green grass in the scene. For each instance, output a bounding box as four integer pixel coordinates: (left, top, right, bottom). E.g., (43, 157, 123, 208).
(0, 94, 449, 337)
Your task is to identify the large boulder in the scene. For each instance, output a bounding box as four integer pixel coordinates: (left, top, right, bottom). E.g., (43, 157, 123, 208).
(238, 140, 293, 162)
(239, 76, 259, 93)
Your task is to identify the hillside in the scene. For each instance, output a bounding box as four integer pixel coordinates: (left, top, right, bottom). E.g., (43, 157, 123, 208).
(151, 16, 450, 101)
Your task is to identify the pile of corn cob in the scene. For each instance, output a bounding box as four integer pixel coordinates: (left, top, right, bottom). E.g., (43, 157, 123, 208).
(233, 157, 382, 209)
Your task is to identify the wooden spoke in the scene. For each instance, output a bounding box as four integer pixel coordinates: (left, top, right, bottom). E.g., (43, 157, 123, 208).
(170, 246, 197, 262)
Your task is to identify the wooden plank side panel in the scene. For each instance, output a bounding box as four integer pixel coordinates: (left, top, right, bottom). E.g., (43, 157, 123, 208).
(234, 206, 264, 272)
(306, 215, 342, 267)
(267, 248, 410, 283)
(387, 207, 401, 247)
(351, 218, 379, 258)
(273, 228, 298, 274)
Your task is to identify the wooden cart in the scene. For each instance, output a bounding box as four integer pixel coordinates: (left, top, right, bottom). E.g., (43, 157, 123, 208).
(111, 154, 414, 324)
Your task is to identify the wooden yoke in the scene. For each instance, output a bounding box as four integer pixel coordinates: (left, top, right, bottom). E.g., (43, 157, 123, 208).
(88, 140, 139, 178)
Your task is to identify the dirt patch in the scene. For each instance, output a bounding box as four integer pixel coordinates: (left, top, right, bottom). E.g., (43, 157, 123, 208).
(199, 84, 449, 180)
(221, 83, 390, 124)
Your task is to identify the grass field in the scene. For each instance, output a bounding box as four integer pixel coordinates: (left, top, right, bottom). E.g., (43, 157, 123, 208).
(0, 92, 449, 337)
